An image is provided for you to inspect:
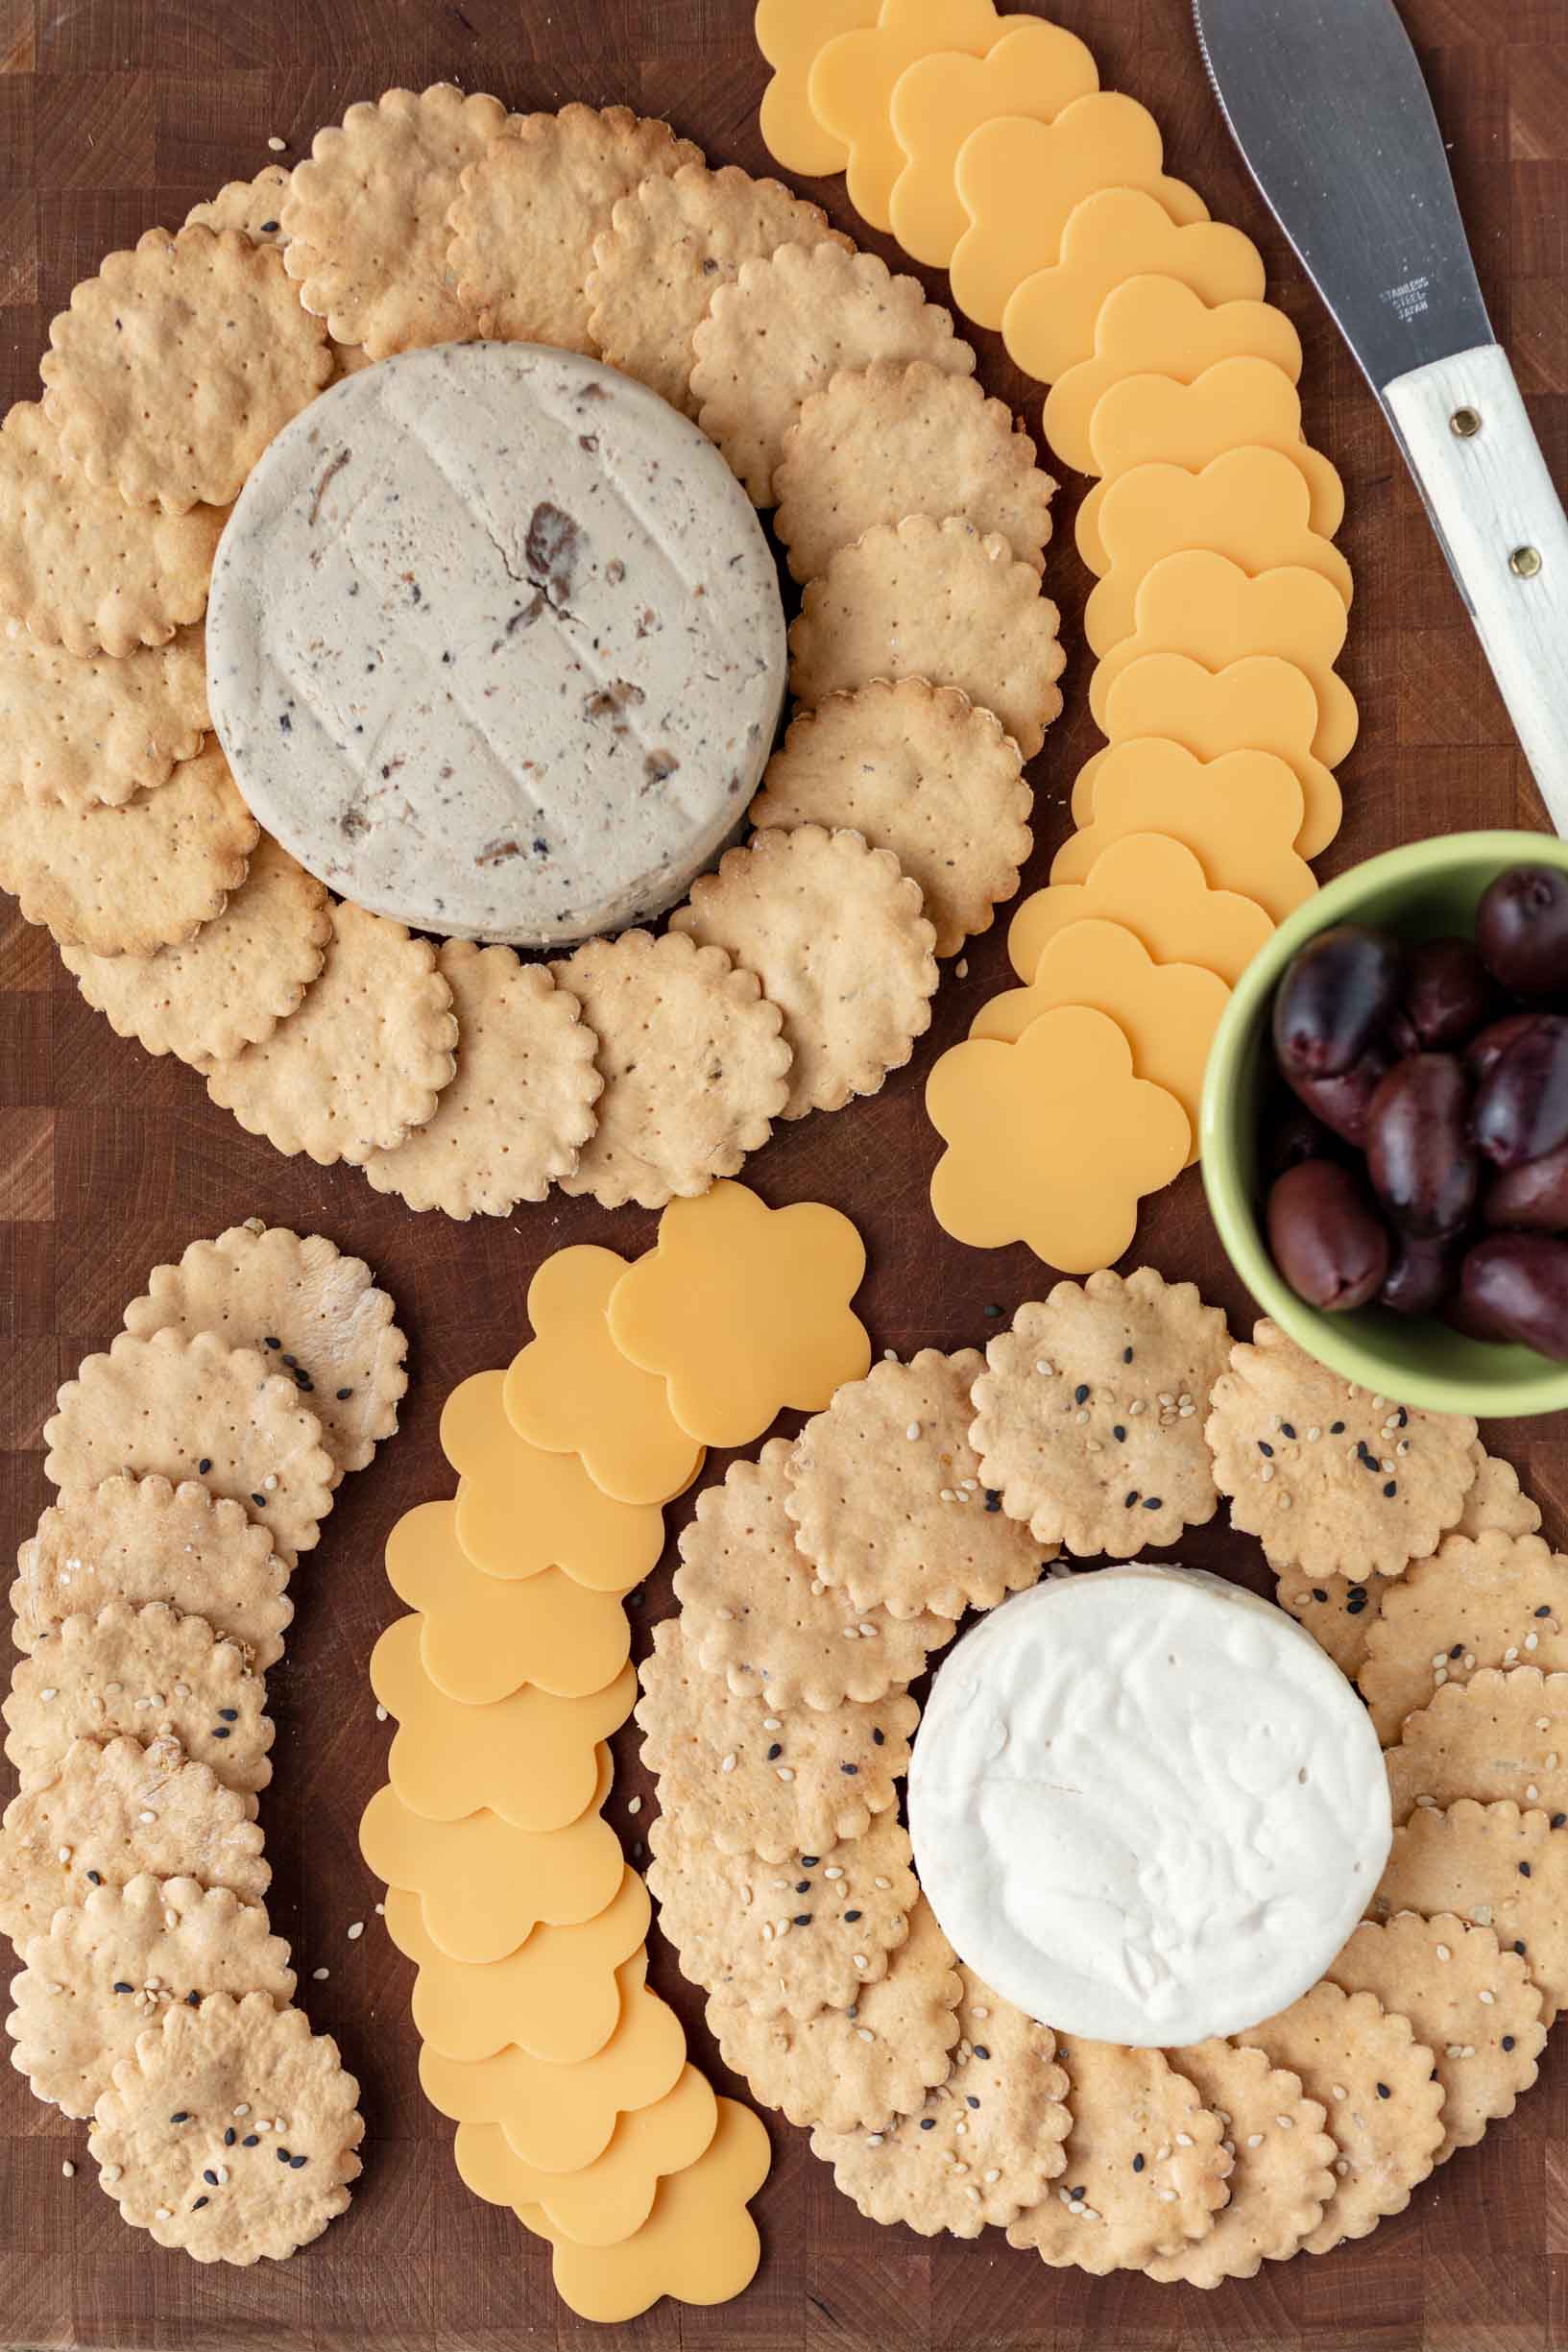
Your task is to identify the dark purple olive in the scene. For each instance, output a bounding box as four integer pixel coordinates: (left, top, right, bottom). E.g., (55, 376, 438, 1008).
(1266, 1102, 1351, 1178)
(1283, 1041, 1393, 1149)
(1472, 1015, 1568, 1169)
(1459, 1233, 1568, 1359)
(1272, 926, 1406, 1079)
(1402, 936, 1500, 1050)
(1465, 1011, 1539, 1089)
(1364, 1053, 1477, 1235)
(1483, 1136, 1568, 1233)
(1475, 864, 1568, 997)
(1266, 1160, 1390, 1311)
(1381, 1231, 1465, 1317)
(1444, 1282, 1515, 1344)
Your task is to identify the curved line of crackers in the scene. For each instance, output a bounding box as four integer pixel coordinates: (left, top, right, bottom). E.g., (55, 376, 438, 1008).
(1, 1222, 407, 2263)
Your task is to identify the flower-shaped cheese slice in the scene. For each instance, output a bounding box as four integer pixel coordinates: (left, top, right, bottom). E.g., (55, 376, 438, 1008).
(885, 19, 1098, 265)
(440, 1370, 665, 1594)
(1001, 187, 1265, 384)
(926, 1004, 1189, 1271)
(456, 2063, 718, 2247)
(971, 916, 1229, 1167)
(951, 97, 1207, 330)
(1050, 740, 1315, 923)
(383, 1499, 631, 1704)
(756, 0, 881, 176)
(607, 1179, 871, 1448)
(1008, 833, 1275, 989)
(501, 1244, 705, 1506)
(358, 1780, 623, 1963)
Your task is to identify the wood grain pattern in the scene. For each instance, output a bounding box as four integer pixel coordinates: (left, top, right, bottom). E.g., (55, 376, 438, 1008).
(3, 1, 1568, 2344)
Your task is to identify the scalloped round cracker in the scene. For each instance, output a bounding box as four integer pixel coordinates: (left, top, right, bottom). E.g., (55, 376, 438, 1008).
(1368, 1799, 1568, 2026)
(1277, 1570, 1387, 1682)
(184, 166, 293, 241)
(1360, 1529, 1568, 1745)
(1386, 1665, 1568, 1825)
(3, 619, 206, 812)
(1148, 2039, 1335, 2286)
(1456, 1444, 1541, 1540)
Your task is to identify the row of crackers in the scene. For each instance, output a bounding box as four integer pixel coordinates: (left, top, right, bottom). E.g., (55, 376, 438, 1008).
(0, 1225, 401, 2261)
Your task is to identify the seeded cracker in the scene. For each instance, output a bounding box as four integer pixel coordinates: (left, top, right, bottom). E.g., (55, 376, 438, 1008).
(3, 620, 206, 813)
(647, 1807, 917, 2017)
(708, 1895, 962, 2131)
(1006, 2038, 1231, 2274)
(122, 1225, 406, 1480)
(44, 1329, 334, 1567)
(1455, 1444, 1541, 1540)
(788, 516, 1066, 759)
(549, 929, 789, 1209)
(0, 1733, 269, 1944)
(1386, 1664, 1568, 1824)
(671, 826, 937, 1120)
(281, 85, 508, 360)
(636, 1617, 917, 1862)
(1147, 2040, 1336, 2287)
(1368, 1799, 1568, 2026)
(690, 241, 976, 504)
(748, 683, 1032, 960)
(587, 162, 851, 415)
(1325, 1914, 1544, 2159)
(4, 1602, 274, 1801)
(674, 1441, 950, 1710)
(810, 1964, 1070, 2237)
(11, 1475, 293, 1671)
(1359, 1530, 1568, 1745)
(8, 1874, 294, 2120)
(448, 104, 700, 356)
(184, 166, 293, 241)
(0, 401, 225, 658)
(1239, 1980, 1445, 2251)
(0, 737, 256, 956)
(1206, 1320, 1478, 1577)
(89, 1990, 362, 2265)
(1277, 1571, 1387, 1683)
(775, 362, 1055, 584)
(206, 899, 458, 1167)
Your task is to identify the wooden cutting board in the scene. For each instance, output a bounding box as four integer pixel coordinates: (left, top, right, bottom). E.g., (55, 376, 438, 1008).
(2, 1, 1566, 2344)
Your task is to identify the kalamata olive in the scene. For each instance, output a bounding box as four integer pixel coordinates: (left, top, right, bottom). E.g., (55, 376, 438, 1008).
(1472, 1015, 1568, 1169)
(1381, 1231, 1465, 1317)
(1266, 1160, 1390, 1311)
(1465, 1011, 1538, 1088)
(1483, 1136, 1568, 1232)
(1272, 925, 1405, 1079)
(1444, 1283, 1514, 1344)
(1402, 936, 1500, 1050)
(1364, 1054, 1477, 1235)
(1459, 1233, 1568, 1359)
(1266, 1101, 1350, 1178)
(1475, 864, 1568, 997)
(1283, 1041, 1393, 1149)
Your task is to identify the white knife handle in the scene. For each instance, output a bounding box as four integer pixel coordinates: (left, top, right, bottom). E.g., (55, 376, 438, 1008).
(1384, 345, 1568, 836)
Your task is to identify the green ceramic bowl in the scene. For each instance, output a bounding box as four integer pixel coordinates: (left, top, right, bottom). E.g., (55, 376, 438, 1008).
(1201, 830, 1568, 1418)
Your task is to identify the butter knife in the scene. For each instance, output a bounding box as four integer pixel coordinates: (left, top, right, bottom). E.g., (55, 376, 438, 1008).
(1192, 0, 1568, 833)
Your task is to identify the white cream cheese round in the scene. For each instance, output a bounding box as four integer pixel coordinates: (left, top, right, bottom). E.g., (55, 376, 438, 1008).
(907, 1564, 1390, 2046)
(205, 342, 785, 946)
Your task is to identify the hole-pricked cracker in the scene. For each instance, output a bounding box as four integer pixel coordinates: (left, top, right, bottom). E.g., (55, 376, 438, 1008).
(748, 682, 1032, 960)
(969, 1271, 1230, 1559)
(690, 241, 976, 504)
(205, 898, 458, 1168)
(3, 1601, 274, 1803)
(647, 1807, 917, 2019)
(3, 620, 206, 813)
(364, 941, 601, 1218)
(1006, 2037, 1232, 2275)
(1147, 2039, 1336, 2287)
(1324, 1914, 1544, 2161)
(184, 166, 292, 242)
(587, 161, 850, 416)
(122, 1224, 406, 1481)
(1360, 1530, 1568, 1746)
(775, 361, 1055, 585)
(636, 1616, 917, 1863)
(810, 1962, 1071, 2238)
(88, 1990, 363, 2266)
(708, 1894, 961, 2132)
(44, 1329, 334, 1568)
(1238, 1979, 1445, 2252)
(0, 1733, 270, 1945)
(1277, 1571, 1387, 1683)
(1368, 1799, 1568, 2027)
(787, 516, 1066, 759)
(1206, 1320, 1478, 1578)
(7, 1874, 294, 2121)
(62, 834, 330, 1069)
(673, 1441, 950, 1711)
(1386, 1664, 1568, 1825)
(548, 928, 789, 1209)
(40, 227, 331, 513)
(281, 84, 509, 360)
(448, 103, 700, 356)
(784, 1347, 1053, 1620)
(670, 825, 937, 1120)
(0, 737, 257, 956)
(11, 1475, 293, 1672)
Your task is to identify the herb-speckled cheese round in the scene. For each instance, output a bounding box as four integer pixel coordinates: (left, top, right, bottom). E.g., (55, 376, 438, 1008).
(205, 342, 785, 946)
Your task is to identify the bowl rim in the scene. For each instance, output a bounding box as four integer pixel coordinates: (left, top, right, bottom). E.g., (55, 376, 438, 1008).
(1199, 827, 1568, 1418)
